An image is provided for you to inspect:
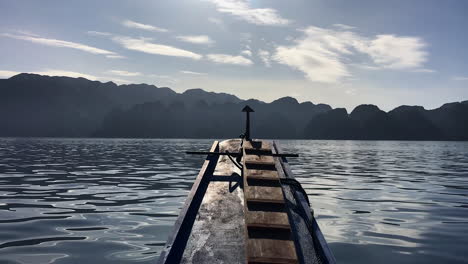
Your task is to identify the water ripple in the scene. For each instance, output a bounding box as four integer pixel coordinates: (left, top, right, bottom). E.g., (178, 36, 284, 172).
(0, 138, 467, 264)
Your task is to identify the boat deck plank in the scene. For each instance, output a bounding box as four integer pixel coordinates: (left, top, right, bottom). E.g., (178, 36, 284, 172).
(180, 139, 246, 264)
(245, 186, 284, 204)
(247, 239, 298, 264)
(242, 140, 298, 264)
(244, 154, 275, 165)
(245, 168, 279, 181)
(246, 211, 290, 229)
(243, 140, 272, 152)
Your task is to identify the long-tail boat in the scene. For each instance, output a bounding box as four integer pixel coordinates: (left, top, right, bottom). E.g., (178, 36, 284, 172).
(158, 106, 336, 264)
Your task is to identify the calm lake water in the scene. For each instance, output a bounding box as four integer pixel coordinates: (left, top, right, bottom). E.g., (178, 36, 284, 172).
(0, 138, 467, 264)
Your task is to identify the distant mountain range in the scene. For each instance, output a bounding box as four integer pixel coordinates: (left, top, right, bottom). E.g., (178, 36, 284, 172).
(1, 73, 467, 140)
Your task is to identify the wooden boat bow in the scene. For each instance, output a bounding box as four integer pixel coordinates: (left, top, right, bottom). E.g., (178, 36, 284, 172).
(158, 106, 336, 264)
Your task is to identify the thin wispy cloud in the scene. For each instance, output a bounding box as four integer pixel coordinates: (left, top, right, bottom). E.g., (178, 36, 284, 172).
(106, 55, 126, 59)
(241, 50, 252, 57)
(332, 24, 356, 30)
(258, 49, 272, 67)
(1, 69, 133, 84)
(107, 70, 141, 77)
(206, 53, 253, 66)
(87, 31, 112, 37)
(274, 26, 429, 83)
(122, 20, 168, 32)
(149, 74, 179, 84)
(208, 17, 225, 28)
(1, 33, 119, 58)
(33, 69, 99, 80)
(112, 36, 202, 60)
(452, 76, 468, 81)
(180, 70, 207, 75)
(205, 0, 290, 26)
(412, 68, 436, 73)
(0, 70, 21, 78)
(176, 35, 214, 45)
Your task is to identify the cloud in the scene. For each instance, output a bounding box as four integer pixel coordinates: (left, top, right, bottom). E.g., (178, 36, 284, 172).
(206, 54, 253, 65)
(86, 31, 112, 37)
(350, 64, 381, 70)
(273, 26, 428, 83)
(24, 69, 99, 80)
(122, 20, 168, 32)
(205, 0, 290, 25)
(1, 32, 119, 58)
(0, 69, 134, 84)
(107, 70, 141, 77)
(241, 50, 252, 57)
(149, 74, 179, 84)
(258, 49, 271, 67)
(180, 70, 207, 75)
(412, 68, 436, 73)
(361, 34, 427, 69)
(332, 24, 356, 30)
(0, 70, 21, 78)
(176, 35, 214, 45)
(208, 17, 225, 27)
(452, 76, 468, 81)
(112, 36, 202, 60)
(105, 55, 126, 59)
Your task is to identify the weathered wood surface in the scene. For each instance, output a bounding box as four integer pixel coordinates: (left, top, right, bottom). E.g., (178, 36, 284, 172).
(158, 141, 219, 264)
(180, 139, 246, 264)
(243, 154, 275, 165)
(245, 186, 284, 204)
(159, 139, 335, 264)
(244, 168, 279, 181)
(243, 140, 298, 264)
(247, 239, 298, 264)
(246, 211, 290, 229)
(243, 140, 272, 152)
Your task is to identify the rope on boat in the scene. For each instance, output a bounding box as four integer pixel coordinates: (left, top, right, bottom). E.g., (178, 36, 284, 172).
(279, 177, 311, 207)
(225, 150, 243, 170)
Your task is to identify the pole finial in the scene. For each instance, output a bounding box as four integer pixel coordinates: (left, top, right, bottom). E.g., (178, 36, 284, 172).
(242, 105, 254, 141)
(242, 105, 254, 113)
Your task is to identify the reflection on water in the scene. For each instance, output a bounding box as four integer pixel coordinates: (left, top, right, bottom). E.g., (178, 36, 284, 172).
(281, 140, 468, 264)
(0, 138, 467, 264)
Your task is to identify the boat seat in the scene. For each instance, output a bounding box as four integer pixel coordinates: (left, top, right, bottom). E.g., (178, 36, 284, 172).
(243, 140, 272, 152)
(246, 211, 290, 230)
(244, 186, 284, 204)
(242, 140, 298, 264)
(247, 239, 298, 264)
(245, 169, 279, 181)
(243, 154, 275, 165)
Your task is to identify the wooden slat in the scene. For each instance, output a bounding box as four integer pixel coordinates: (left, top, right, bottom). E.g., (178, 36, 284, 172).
(247, 239, 298, 264)
(246, 211, 290, 230)
(245, 186, 284, 204)
(243, 140, 272, 151)
(244, 154, 275, 165)
(242, 140, 298, 264)
(245, 169, 279, 181)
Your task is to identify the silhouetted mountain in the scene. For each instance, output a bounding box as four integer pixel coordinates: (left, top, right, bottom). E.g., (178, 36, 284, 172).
(1, 73, 467, 140)
(305, 108, 359, 139)
(181, 88, 242, 105)
(350, 104, 398, 140)
(304, 103, 468, 140)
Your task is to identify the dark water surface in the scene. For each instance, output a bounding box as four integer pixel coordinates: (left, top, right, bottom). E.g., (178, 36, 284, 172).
(0, 138, 467, 264)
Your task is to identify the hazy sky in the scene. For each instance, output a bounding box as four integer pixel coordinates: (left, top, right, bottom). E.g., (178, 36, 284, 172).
(1, 0, 467, 111)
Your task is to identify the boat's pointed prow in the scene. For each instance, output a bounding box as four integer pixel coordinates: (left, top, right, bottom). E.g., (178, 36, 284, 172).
(158, 107, 336, 264)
